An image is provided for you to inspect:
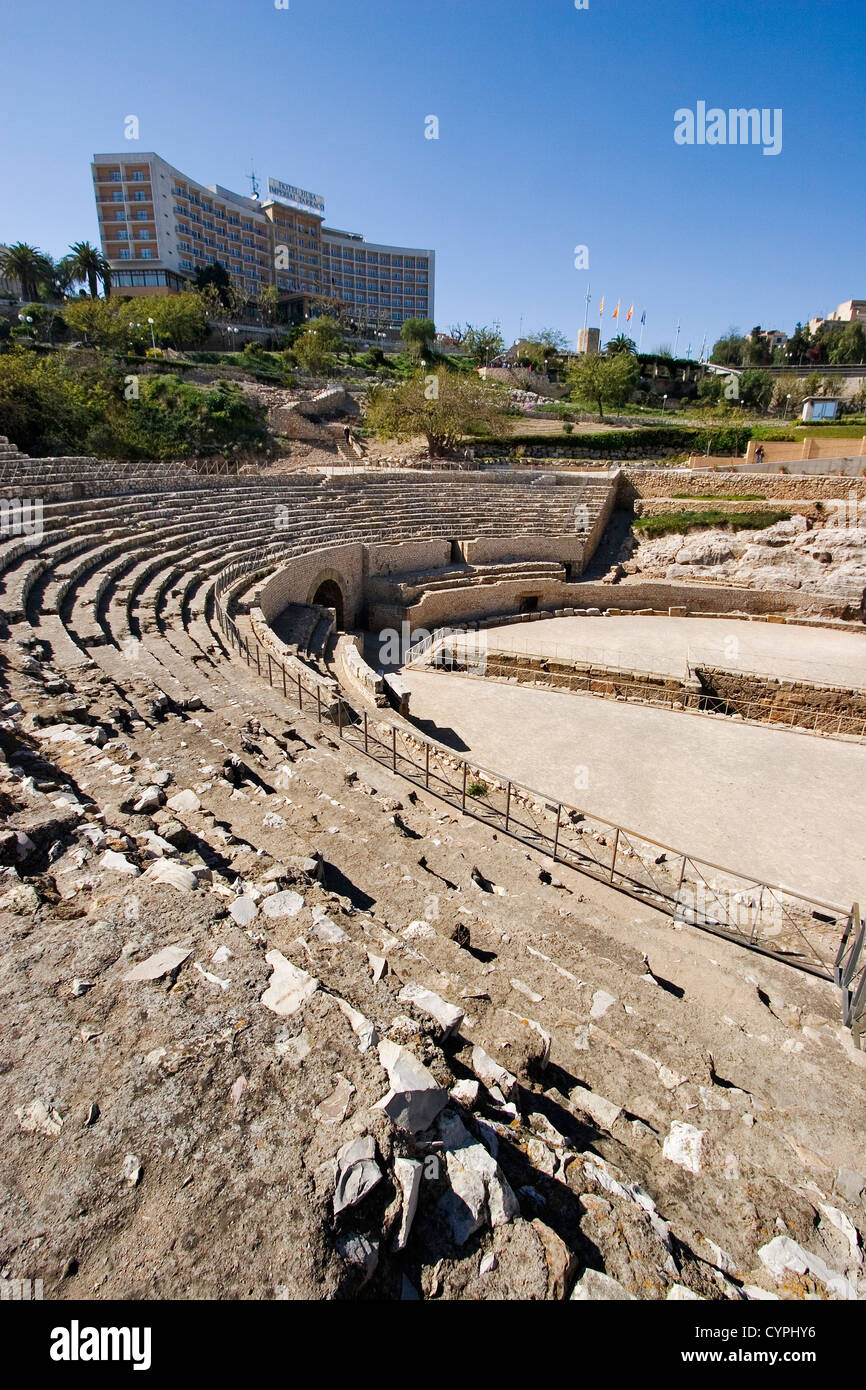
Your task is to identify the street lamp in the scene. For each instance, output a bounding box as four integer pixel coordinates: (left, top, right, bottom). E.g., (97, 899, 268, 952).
(147, 316, 156, 352)
(783, 393, 791, 418)
(662, 393, 668, 413)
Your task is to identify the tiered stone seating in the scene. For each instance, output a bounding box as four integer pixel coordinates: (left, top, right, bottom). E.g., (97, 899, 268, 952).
(1, 456, 864, 1303)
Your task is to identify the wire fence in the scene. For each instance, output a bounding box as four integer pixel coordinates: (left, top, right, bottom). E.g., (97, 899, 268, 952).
(212, 564, 866, 1034)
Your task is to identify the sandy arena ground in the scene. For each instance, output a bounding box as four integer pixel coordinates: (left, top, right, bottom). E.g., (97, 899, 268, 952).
(401, 617, 866, 905)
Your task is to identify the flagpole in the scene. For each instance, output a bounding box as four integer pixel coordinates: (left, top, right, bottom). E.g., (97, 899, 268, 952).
(582, 283, 591, 350)
(638, 313, 645, 354)
(674, 320, 681, 357)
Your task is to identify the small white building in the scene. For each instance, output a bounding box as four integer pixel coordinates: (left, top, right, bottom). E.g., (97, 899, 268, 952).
(801, 396, 841, 422)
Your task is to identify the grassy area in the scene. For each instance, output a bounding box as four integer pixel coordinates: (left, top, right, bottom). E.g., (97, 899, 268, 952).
(633, 508, 791, 539)
(671, 491, 766, 501)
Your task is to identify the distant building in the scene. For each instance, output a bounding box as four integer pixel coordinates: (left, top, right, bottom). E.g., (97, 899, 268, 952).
(808, 299, 865, 336)
(576, 327, 601, 354)
(747, 328, 787, 351)
(91, 151, 435, 329)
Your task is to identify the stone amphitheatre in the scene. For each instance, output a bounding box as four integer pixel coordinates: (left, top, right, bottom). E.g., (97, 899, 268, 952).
(1, 400, 865, 1304)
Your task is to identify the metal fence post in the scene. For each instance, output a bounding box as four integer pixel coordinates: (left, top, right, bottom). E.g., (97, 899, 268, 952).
(297, 671, 303, 709)
(364, 710, 369, 754)
(609, 826, 620, 883)
(267, 653, 273, 687)
(282, 664, 287, 698)
(462, 762, 467, 812)
(255, 643, 261, 676)
(552, 804, 561, 863)
(392, 725, 397, 771)
(425, 742, 430, 789)
(505, 781, 512, 831)
(317, 684, 322, 722)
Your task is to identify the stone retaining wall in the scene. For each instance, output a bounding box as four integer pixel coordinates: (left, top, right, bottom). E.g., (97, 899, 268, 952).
(622, 469, 866, 503)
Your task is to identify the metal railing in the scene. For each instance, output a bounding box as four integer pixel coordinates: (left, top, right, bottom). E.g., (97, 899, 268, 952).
(212, 563, 866, 1039)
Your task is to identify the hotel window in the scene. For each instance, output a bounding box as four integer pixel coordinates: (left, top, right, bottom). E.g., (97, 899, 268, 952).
(131, 171, 145, 181)
(137, 230, 151, 240)
(110, 171, 121, 181)
(136, 211, 147, 220)
(134, 191, 146, 202)
(117, 230, 129, 240)
(112, 191, 123, 202)
(120, 249, 131, 259)
(140, 249, 153, 259)
(115, 211, 125, 222)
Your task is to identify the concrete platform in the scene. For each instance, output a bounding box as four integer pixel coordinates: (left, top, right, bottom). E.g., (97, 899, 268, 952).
(401, 666, 866, 905)
(478, 614, 866, 687)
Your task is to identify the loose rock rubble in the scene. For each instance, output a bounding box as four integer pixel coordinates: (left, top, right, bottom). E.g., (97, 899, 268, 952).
(0, 503, 864, 1301)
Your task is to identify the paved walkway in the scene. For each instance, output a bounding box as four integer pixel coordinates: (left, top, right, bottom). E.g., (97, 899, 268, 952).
(476, 615, 866, 688)
(401, 668, 866, 905)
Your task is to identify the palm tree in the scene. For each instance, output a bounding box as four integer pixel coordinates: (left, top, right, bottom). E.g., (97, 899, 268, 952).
(0, 242, 55, 301)
(66, 241, 112, 299)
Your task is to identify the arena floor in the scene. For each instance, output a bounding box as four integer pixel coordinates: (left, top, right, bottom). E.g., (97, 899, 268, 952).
(471, 614, 866, 687)
(401, 617, 866, 905)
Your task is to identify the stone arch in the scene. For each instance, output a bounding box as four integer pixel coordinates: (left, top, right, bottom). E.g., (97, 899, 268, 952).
(307, 569, 345, 629)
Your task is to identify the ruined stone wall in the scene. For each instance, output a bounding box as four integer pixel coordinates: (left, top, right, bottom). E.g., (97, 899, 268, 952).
(621, 469, 866, 503)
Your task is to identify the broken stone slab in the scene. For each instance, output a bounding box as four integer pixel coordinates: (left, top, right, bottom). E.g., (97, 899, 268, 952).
(571, 1268, 635, 1301)
(532, 1219, 577, 1299)
(100, 849, 139, 877)
(590, 989, 617, 1019)
(450, 1079, 480, 1108)
(469, 1044, 518, 1101)
(15, 1098, 63, 1136)
(662, 1121, 708, 1175)
(261, 890, 305, 920)
(122, 1154, 143, 1187)
(375, 1039, 448, 1134)
(667, 1284, 705, 1300)
(229, 895, 259, 927)
(335, 1233, 379, 1289)
(398, 982, 464, 1039)
(570, 1084, 622, 1132)
(123, 944, 191, 983)
(310, 915, 348, 944)
(261, 950, 318, 1017)
(510, 978, 543, 1004)
(166, 789, 201, 815)
(818, 1204, 862, 1269)
(758, 1235, 857, 1300)
(132, 785, 165, 815)
(142, 860, 198, 893)
(367, 951, 387, 982)
(393, 1157, 423, 1251)
(835, 1168, 866, 1206)
(334, 997, 378, 1053)
(333, 1135, 383, 1216)
(315, 1076, 356, 1126)
(436, 1110, 519, 1245)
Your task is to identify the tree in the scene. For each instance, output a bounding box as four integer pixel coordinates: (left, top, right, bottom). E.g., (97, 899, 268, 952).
(66, 241, 112, 299)
(194, 261, 232, 307)
(829, 321, 866, 365)
(606, 335, 637, 357)
(449, 322, 505, 366)
(366, 372, 510, 457)
(710, 333, 747, 367)
(400, 317, 436, 357)
(0, 243, 55, 302)
(738, 368, 774, 411)
(292, 315, 344, 374)
(567, 350, 639, 420)
(256, 285, 280, 327)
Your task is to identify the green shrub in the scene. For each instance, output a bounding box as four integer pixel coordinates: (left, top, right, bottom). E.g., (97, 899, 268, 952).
(633, 508, 791, 539)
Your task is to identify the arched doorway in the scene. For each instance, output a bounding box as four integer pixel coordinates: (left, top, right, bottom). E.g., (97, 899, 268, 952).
(311, 578, 344, 629)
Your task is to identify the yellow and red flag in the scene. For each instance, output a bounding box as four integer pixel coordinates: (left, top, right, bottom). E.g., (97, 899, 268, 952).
(598, 296, 605, 318)
(626, 304, 634, 322)
(612, 300, 620, 319)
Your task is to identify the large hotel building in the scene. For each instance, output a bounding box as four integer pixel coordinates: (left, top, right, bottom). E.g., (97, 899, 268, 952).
(91, 151, 435, 329)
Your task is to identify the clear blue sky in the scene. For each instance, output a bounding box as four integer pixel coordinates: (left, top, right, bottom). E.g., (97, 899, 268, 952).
(1, 0, 863, 353)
